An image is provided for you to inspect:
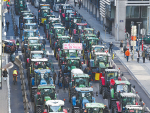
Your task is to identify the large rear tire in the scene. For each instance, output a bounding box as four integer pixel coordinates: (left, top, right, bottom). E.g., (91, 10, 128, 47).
(102, 87, 107, 99)
(36, 106, 42, 113)
(108, 93, 112, 109)
(99, 80, 102, 94)
(74, 108, 80, 113)
(31, 89, 35, 102)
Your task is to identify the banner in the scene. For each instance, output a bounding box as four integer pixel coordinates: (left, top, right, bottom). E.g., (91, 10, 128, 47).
(63, 43, 82, 50)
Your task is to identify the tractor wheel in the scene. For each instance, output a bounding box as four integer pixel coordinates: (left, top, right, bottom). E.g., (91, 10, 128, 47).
(74, 108, 80, 113)
(36, 106, 42, 113)
(31, 89, 35, 102)
(102, 87, 107, 99)
(99, 80, 102, 94)
(108, 94, 112, 109)
(112, 102, 119, 113)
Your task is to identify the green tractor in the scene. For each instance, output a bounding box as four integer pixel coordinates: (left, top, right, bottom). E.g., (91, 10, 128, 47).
(71, 87, 95, 113)
(124, 105, 147, 113)
(14, 0, 27, 15)
(84, 103, 109, 113)
(68, 68, 91, 102)
(108, 80, 132, 109)
(49, 27, 65, 49)
(111, 93, 142, 113)
(55, 36, 71, 59)
(34, 85, 56, 113)
(44, 100, 69, 113)
(99, 69, 121, 99)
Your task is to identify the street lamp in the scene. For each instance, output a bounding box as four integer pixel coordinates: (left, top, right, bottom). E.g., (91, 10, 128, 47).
(136, 22, 142, 51)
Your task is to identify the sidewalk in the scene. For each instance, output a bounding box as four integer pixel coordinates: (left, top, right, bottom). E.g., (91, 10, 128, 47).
(68, 0, 150, 98)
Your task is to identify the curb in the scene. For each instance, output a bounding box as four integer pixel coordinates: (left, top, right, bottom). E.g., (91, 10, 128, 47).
(114, 51, 150, 99)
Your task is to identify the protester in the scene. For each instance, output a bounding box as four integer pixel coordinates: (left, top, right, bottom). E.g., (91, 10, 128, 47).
(142, 50, 146, 63)
(6, 20, 9, 31)
(53, 72, 57, 85)
(125, 49, 130, 62)
(137, 51, 140, 63)
(120, 40, 123, 52)
(109, 42, 113, 53)
(3, 68, 8, 81)
(123, 46, 127, 58)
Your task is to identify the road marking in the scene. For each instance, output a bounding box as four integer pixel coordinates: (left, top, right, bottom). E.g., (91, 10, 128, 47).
(6, 54, 11, 113)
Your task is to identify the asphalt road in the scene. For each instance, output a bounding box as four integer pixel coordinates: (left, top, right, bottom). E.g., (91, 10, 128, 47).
(6, 1, 150, 113)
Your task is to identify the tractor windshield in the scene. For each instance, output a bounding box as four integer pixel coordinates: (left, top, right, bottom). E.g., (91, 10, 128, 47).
(84, 30, 94, 34)
(29, 39, 38, 44)
(40, 88, 55, 96)
(55, 28, 64, 35)
(93, 47, 104, 52)
(66, 9, 73, 14)
(87, 108, 103, 113)
(74, 78, 89, 87)
(33, 62, 47, 69)
(95, 55, 108, 64)
(24, 25, 37, 29)
(68, 59, 79, 67)
(49, 106, 62, 112)
(125, 110, 143, 113)
(24, 19, 35, 23)
(116, 84, 129, 93)
(41, 9, 50, 17)
(106, 72, 118, 81)
(88, 39, 98, 46)
(24, 32, 36, 37)
(29, 45, 41, 51)
(122, 97, 136, 107)
(31, 53, 43, 59)
(80, 92, 93, 102)
(74, 18, 81, 23)
(78, 25, 85, 30)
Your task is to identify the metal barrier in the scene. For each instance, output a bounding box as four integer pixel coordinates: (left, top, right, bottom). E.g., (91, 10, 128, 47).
(14, 57, 30, 113)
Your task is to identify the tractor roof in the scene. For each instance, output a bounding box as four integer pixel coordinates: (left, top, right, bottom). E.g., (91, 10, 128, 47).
(31, 58, 48, 62)
(24, 29, 37, 32)
(71, 68, 83, 74)
(28, 37, 39, 40)
(92, 45, 105, 48)
(75, 87, 93, 92)
(66, 57, 80, 60)
(115, 80, 130, 85)
(23, 17, 35, 19)
(125, 105, 143, 110)
(120, 93, 136, 97)
(105, 69, 118, 72)
(76, 23, 87, 26)
(46, 100, 64, 106)
(38, 84, 55, 89)
(95, 52, 111, 56)
(58, 36, 70, 39)
(86, 103, 105, 109)
(50, 18, 59, 21)
(47, 15, 55, 17)
(54, 27, 65, 29)
(74, 74, 89, 78)
(84, 28, 94, 30)
(34, 69, 51, 74)
(24, 23, 37, 25)
(31, 51, 43, 54)
(87, 37, 99, 40)
(28, 44, 41, 46)
(85, 34, 96, 37)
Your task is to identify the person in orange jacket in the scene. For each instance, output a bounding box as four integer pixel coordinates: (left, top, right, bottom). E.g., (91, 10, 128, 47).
(125, 49, 130, 62)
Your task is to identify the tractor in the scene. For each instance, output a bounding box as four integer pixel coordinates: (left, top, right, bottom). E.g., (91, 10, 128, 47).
(71, 87, 95, 113)
(44, 100, 68, 113)
(49, 27, 65, 49)
(99, 69, 121, 99)
(31, 69, 54, 101)
(53, 0, 66, 11)
(89, 52, 112, 80)
(124, 105, 147, 113)
(68, 68, 92, 102)
(108, 80, 132, 109)
(38, 4, 51, 25)
(14, 0, 27, 15)
(84, 103, 109, 113)
(55, 36, 71, 59)
(34, 84, 56, 113)
(72, 23, 87, 42)
(111, 93, 142, 113)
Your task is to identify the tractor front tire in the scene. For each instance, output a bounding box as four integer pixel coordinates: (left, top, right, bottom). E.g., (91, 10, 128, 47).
(102, 87, 107, 99)
(31, 89, 35, 102)
(99, 80, 102, 94)
(108, 94, 112, 109)
(36, 106, 42, 113)
(74, 108, 80, 113)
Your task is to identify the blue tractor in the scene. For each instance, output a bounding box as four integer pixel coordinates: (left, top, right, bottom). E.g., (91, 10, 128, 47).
(30, 69, 54, 102)
(71, 87, 95, 113)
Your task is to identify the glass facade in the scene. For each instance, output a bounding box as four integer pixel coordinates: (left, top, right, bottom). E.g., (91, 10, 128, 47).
(141, 6, 147, 18)
(126, 6, 140, 18)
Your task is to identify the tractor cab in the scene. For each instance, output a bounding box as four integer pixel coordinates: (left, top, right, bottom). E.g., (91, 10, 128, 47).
(33, 69, 54, 86)
(85, 103, 109, 113)
(23, 17, 36, 24)
(23, 23, 38, 29)
(38, 5, 51, 25)
(59, 4, 73, 15)
(14, 0, 27, 15)
(45, 100, 68, 113)
(22, 29, 38, 41)
(34, 85, 56, 110)
(125, 105, 145, 113)
(71, 87, 95, 112)
(53, 0, 66, 11)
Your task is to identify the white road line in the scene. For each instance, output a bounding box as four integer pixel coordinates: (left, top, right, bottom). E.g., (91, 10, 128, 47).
(6, 54, 11, 113)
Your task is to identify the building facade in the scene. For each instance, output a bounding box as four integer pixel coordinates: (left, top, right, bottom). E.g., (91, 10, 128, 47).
(82, 0, 150, 41)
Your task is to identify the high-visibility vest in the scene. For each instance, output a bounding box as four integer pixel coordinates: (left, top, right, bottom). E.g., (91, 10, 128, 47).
(13, 70, 17, 75)
(16, 43, 19, 45)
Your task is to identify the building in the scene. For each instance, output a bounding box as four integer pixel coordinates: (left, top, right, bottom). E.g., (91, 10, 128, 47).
(82, 0, 150, 41)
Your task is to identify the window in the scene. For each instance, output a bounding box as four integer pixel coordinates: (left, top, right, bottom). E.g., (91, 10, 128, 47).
(126, 6, 140, 18)
(141, 6, 147, 18)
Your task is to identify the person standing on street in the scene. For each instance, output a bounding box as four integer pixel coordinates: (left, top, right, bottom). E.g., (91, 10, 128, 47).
(79, 0, 81, 9)
(74, 0, 77, 7)
(109, 42, 113, 53)
(120, 40, 123, 52)
(123, 46, 127, 58)
(16, 39, 19, 50)
(59, 75, 63, 88)
(53, 72, 57, 85)
(3, 68, 8, 81)
(137, 51, 140, 63)
(97, 30, 100, 39)
(15, 25, 18, 36)
(125, 49, 130, 62)
(64, 76, 69, 90)
(142, 50, 146, 63)
(58, 69, 62, 85)
(6, 20, 9, 31)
